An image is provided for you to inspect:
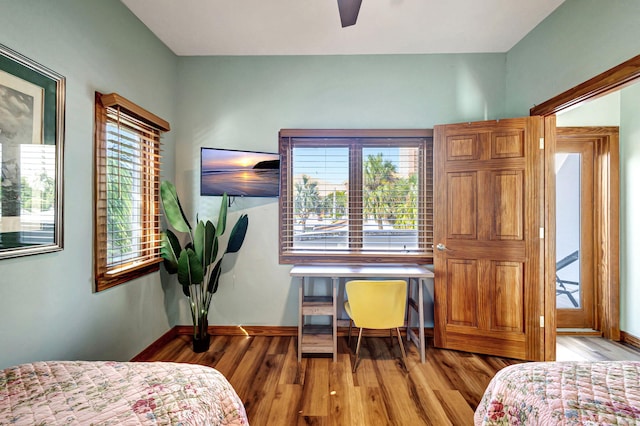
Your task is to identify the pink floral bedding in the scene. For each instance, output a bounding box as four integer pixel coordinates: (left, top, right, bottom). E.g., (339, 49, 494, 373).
(475, 361, 640, 425)
(0, 361, 248, 425)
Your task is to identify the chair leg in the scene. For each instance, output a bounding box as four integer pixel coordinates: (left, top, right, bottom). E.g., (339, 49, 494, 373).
(395, 327, 408, 371)
(353, 328, 363, 373)
(348, 319, 353, 349)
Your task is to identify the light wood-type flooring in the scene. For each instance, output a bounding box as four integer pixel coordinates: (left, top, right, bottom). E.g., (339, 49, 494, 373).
(139, 333, 640, 426)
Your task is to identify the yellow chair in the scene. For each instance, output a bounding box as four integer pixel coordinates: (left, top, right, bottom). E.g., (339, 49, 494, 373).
(344, 279, 408, 372)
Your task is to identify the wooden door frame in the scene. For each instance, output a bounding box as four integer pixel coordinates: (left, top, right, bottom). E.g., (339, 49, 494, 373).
(555, 133, 596, 328)
(531, 56, 637, 359)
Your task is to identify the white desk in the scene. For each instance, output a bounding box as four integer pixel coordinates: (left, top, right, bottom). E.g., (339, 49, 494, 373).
(290, 264, 434, 363)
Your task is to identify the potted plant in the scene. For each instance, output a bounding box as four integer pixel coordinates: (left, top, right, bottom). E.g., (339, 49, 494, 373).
(160, 180, 249, 352)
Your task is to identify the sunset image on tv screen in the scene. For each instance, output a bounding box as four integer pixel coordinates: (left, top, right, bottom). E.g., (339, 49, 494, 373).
(201, 148, 280, 197)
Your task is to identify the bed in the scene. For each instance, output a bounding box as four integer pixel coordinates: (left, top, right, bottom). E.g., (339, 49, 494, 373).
(0, 360, 248, 425)
(475, 361, 640, 425)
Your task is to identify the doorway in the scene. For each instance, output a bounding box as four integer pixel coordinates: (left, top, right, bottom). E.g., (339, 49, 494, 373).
(553, 126, 619, 334)
(555, 138, 594, 329)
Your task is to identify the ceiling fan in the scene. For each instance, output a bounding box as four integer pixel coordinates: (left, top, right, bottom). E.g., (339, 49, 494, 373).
(337, 0, 362, 27)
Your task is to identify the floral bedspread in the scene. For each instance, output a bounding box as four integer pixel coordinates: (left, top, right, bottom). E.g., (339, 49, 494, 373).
(474, 361, 640, 425)
(0, 361, 248, 425)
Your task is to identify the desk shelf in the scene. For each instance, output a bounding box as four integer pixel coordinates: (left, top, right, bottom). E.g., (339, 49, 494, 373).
(300, 325, 334, 353)
(302, 296, 334, 315)
(297, 279, 338, 361)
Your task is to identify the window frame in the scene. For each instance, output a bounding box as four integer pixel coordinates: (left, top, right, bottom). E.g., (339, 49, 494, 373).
(94, 92, 169, 292)
(279, 129, 433, 265)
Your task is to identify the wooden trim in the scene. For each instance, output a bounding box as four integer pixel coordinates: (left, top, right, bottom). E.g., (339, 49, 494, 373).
(280, 253, 433, 265)
(543, 116, 557, 361)
(530, 54, 640, 116)
(608, 131, 620, 341)
(556, 329, 602, 336)
(100, 92, 170, 131)
(279, 128, 434, 138)
(130, 327, 178, 361)
(96, 262, 161, 292)
(94, 92, 106, 291)
(132, 325, 436, 361)
(175, 325, 300, 337)
(621, 331, 640, 350)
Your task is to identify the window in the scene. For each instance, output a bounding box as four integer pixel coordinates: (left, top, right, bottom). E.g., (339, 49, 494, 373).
(1, 144, 56, 245)
(279, 129, 433, 264)
(94, 92, 169, 291)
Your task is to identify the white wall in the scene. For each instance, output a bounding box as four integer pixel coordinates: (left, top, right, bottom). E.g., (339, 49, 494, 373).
(0, 0, 179, 369)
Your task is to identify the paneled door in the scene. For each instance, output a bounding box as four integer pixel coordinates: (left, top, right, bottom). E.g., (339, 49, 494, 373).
(433, 117, 546, 361)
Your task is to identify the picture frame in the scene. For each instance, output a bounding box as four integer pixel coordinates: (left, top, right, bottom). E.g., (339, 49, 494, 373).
(0, 43, 65, 259)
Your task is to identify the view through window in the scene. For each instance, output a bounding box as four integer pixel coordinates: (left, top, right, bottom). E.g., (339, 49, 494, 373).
(279, 130, 432, 264)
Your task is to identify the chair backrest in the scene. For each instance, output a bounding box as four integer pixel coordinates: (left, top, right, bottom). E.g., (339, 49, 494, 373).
(345, 280, 407, 329)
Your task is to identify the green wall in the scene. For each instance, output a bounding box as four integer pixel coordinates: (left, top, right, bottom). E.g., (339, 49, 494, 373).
(172, 54, 507, 328)
(506, 0, 640, 116)
(0, 0, 178, 369)
(2, 0, 639, 369)
(506, 0, 640, 336)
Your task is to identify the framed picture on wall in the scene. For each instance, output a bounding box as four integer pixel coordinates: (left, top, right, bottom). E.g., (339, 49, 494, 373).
(0, 43, 65, 259)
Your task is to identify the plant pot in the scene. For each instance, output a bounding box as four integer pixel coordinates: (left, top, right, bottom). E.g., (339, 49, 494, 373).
(192, 316, 210, 353)
(192, 333, 211, 353)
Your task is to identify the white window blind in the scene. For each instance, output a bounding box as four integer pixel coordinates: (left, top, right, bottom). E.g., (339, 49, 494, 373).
(279, 130, 433, 264)
(361, 145, 421, 252)
(291, 144, 349, 251)
(19, 144, 56, 244)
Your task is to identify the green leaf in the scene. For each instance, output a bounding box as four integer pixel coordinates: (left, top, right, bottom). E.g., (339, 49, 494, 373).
(181, 284, 190, 297)
(216, 193, 228, 237)
(194, 220, 206, 264)
(160, 181, 191, 233)
(203, 220, 217, 267)
(226, 214, 249, 254)
(177, 248, 204, 286)
(207, 258, 223, 294)
(160, 230, 181, 274)
(212, 238, 219, 266)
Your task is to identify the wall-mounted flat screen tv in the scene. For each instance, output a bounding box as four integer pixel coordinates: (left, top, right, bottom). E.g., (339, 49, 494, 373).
(200, 148, 280, 197)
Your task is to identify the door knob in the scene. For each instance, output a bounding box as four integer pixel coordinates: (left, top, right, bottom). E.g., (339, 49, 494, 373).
(436, 243, 447, 251)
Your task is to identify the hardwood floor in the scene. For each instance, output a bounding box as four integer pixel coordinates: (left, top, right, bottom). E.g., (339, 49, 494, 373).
(556, 335, 640, 361)
(139, 332, 640, 425)
(141, 333, 517, 425)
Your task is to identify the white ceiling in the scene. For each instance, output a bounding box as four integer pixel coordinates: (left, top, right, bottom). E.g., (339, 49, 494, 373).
(121, 0, 565, 56)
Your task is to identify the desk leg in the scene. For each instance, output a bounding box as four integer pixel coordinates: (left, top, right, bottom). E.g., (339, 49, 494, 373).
(332, 277, 338, 362)
(298, 276, 304, 363)
(418, 278, 425, 363)
(407, 278, 414, 344)
(406, 278, 425, 363)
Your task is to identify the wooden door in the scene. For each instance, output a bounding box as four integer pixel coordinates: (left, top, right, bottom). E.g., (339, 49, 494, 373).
(555, 138, 595, 328)
(433, 117, 545, 361)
